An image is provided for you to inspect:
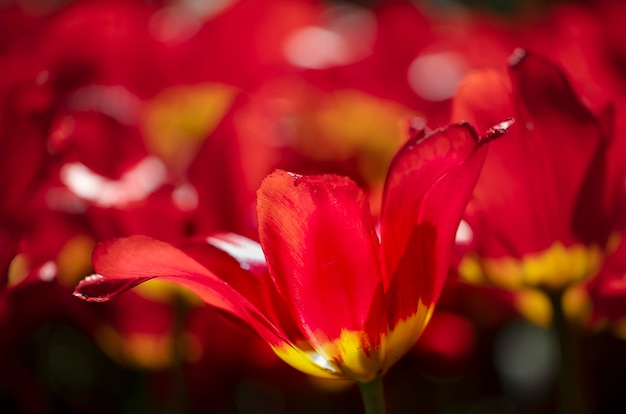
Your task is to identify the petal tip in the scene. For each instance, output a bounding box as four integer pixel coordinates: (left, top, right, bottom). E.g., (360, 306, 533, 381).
(480, 118, 515, 144)
(72, 290, 111, 303)
(73, 273, 136, 303)
(73, 274, 105, 301)
(259, 170, 304, 194)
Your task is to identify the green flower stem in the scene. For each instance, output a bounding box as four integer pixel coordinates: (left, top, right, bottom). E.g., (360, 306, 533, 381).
(358, 376, 387, 414)
(167, 292, 189, 413)
(549, 291, 586, 414)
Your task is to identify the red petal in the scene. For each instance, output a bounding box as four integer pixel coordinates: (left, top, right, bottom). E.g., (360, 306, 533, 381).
(451, 69, 514, 136)
(510, 50, 610, 246)
(257, 170, 385, 348)
(74, 235, 288, 346)
(74, 274, 151, 302)
(453, 51, 609, 259)
(179, 233, 304, 345)
(381, 123, 493, 323)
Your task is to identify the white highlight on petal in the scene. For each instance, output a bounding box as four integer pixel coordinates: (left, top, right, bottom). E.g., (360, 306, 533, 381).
(206, 233, 266, 270)
(455, 219, 473, 245)
(39, 261, 57, 282)
(172, 183, 199, 211)
(309, 351, 335, 372)
(181, 0, 235, 18)
(83, 274, 106, 283)
(69, 85, 142, 125)
(284, 4, 376, 69)
(150, 6, 201, 44)
(408, 52, 468, 102)
(150, 0, 235, 44)
(284, 27, 348, 69)
(60, 156, 167, 208)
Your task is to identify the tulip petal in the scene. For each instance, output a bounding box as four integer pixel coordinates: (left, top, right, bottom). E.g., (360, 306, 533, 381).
(257, 170, 385, 355)
(206, 230, 387, 382)
(75, 274, 152, 302)
(381, 123, 500, 326)
(74, 235, 287, 346)
(76, 234, 348, 379)
(179, 233, 304, 348)
(451, 69, 515, 136)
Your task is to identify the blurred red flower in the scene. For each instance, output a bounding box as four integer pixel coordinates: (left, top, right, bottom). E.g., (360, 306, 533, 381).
(454, 50, 622, 295)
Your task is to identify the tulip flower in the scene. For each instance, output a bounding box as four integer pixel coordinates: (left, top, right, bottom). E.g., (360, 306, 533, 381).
(453, 50, 621, 295)
(452, 50, 625, 414)
(75, 120, 510, 411)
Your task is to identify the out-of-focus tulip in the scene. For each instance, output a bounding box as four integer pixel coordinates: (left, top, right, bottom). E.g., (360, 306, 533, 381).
(454, 50, 621, 295)
(451, 49, 625, 414)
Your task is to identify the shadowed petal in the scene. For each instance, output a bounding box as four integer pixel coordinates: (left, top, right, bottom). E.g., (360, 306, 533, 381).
(179, 234, 305, 348)
(511, 50, 610, 246)
(381, 123, 505, 325)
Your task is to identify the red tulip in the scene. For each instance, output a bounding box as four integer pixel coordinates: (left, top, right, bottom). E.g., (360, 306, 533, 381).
(74, 120, 510, 382)
(453, 50, 621, 293)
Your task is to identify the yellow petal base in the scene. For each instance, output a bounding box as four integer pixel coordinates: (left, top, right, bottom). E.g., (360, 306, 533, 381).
(459, 241, 604, 292)
(271, 300, 432, 383)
